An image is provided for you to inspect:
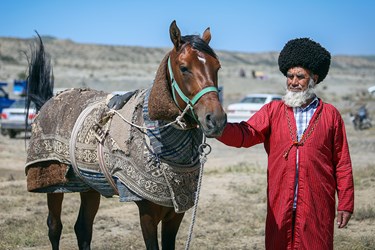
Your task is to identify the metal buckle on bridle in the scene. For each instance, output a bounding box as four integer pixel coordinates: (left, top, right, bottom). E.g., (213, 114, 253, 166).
(198, 142, 211, 157)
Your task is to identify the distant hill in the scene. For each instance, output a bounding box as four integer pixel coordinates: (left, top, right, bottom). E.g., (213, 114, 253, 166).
(1, 36, 375, 72)
(1, 36, 375, 99)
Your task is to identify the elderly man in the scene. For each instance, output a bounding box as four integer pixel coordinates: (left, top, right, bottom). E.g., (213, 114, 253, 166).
(218, 38, 354, 249)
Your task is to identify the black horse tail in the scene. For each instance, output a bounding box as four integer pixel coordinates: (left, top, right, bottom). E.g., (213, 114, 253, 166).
(26, 32, 54, 113)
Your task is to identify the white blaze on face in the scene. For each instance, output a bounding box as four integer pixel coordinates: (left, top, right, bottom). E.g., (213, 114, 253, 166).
(198, 56, 206, 64)
(196, 55, 207, 89)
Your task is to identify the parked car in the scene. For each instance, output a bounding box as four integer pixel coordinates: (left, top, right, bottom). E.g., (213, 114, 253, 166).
(368, 85, 375, 96)
(227, 93, 282, 123)
(0, 82, 15, 113)
(0, 99, 36, 138)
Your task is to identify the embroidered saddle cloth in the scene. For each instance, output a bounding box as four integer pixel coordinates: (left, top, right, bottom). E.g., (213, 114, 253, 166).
(26, 88, 201, 213)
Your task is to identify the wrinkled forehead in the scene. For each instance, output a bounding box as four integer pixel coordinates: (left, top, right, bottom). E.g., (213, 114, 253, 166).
(287, 66, 311, 75)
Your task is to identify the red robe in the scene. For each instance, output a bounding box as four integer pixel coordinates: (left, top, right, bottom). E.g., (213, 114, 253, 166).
(218, 99, 354, 249)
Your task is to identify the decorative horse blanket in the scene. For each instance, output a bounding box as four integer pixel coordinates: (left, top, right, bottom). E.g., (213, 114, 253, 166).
(26, 88, 203, 213)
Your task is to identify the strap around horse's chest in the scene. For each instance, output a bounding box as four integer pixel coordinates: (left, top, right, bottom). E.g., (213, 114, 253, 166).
(69, 100, 119, 195)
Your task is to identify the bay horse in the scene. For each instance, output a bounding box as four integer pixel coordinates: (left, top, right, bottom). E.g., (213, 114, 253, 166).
(25, 21, 226, 250)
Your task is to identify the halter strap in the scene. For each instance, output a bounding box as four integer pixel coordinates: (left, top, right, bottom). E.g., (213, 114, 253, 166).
(167, 57, 218, 121)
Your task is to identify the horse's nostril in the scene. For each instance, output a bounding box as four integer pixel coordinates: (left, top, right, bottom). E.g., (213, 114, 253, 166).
(205, 113, 214, 127)
(205, 112, 227, 130)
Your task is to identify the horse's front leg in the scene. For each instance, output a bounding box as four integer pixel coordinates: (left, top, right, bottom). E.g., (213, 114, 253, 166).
(136, 200, 162, 250)
(161, 209, 184, 250)
(47, 193, 64, 250)
(74, 189, 101, 250)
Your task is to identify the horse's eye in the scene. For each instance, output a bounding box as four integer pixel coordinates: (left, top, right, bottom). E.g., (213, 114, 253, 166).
(180, 66, 189, 73)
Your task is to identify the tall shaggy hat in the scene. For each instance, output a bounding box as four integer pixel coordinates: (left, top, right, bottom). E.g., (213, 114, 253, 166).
(278, 38, 331, 84)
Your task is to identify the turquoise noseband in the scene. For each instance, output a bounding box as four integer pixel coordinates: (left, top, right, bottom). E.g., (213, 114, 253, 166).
(167, 57, 218, 122)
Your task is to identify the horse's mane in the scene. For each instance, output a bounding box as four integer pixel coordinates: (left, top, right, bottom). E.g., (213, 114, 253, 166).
(181, 35, 217, 59)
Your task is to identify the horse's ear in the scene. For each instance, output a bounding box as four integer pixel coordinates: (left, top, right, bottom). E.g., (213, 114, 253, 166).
(169, 20, 181, 49)
(202, 27, 211, 44)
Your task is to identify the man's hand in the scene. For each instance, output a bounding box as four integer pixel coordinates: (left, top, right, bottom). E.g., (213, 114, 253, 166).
(337, 210, 352, 228)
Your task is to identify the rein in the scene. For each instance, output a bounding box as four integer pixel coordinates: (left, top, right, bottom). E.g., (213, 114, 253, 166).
(167, 56, 218, 122)
(108, 103, 191, 130)
(184, 134, 211, 250)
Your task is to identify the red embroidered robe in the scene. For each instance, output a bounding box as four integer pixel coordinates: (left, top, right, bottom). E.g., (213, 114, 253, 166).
(218, 99, 354, 250)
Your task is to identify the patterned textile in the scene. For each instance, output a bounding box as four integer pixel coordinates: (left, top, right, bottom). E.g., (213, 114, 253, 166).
(143, 89, 203, 165)
(26, 88, 203, 212)
(32, 166, 113, 197)
(293, 97, 319, 141)
(26, 88, 108, 166)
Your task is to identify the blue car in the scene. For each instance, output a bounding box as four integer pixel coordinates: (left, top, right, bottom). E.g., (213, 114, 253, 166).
(0, 82, 15, 113)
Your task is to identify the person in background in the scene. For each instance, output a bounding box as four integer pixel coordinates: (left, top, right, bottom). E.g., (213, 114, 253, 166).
(218, 38, 354, 249)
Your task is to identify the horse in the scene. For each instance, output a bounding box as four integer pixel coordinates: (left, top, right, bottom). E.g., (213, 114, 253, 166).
(25, 20, 226, 250)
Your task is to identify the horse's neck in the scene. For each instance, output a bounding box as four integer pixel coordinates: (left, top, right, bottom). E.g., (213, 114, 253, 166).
(143, 89, 202, 166)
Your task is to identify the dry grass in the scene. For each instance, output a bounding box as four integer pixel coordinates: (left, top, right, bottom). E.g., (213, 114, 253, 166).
(0, 157, 374, 249)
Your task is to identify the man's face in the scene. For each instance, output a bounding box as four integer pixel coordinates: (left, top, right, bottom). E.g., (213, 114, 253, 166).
(283, 66, 318, 108)
(286, 67, 316, 92)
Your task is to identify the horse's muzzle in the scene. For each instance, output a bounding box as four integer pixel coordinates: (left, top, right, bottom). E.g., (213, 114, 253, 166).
(200, 112, 227, 138)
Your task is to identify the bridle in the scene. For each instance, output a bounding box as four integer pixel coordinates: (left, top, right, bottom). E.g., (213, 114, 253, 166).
(167, 56, 218, 122)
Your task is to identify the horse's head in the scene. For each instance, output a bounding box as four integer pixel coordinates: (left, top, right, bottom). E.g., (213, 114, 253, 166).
(167, 20, 227, 138)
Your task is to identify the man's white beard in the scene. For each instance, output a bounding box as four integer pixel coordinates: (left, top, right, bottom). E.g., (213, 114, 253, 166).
(283, 79, 316, 108)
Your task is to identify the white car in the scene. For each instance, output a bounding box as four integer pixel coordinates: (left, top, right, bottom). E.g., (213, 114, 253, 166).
(0, 99, 36, 138)
(368, 85, 375, 96)
(227, 94, 282, 123)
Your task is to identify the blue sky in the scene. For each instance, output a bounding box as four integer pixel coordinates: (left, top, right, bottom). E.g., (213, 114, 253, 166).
(1, 1, 374, 56)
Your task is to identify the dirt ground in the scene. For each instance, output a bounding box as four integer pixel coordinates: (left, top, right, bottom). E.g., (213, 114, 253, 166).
(1, 37, 375, 249)
(0, 114, 374, 249)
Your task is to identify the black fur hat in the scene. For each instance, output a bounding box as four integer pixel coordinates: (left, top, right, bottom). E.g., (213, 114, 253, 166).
(278, 38, 331, 84)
